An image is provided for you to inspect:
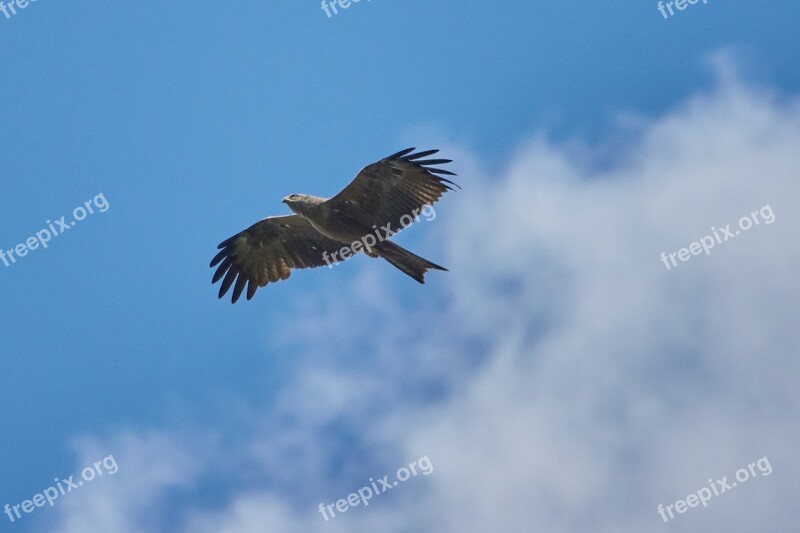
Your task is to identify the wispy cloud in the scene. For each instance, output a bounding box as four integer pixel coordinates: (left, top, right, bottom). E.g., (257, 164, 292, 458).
(41, 53, 800, 533)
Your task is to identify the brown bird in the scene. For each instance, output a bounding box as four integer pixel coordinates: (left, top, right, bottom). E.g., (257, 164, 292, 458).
(210, 148, 458, 303)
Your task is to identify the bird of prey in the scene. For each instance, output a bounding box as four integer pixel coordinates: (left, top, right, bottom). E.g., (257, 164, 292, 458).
(210, 148, 458, 303)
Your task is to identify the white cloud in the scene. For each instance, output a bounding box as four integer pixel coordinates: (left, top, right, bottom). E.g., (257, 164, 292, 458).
(46, 431, 204, 533)
(43, 55, 800, 533)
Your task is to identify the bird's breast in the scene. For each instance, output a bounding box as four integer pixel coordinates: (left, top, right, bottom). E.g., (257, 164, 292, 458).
(306, 207, 368, 244)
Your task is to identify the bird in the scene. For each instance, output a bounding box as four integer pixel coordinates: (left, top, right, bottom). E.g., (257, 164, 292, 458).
(210, 148, 459, 303)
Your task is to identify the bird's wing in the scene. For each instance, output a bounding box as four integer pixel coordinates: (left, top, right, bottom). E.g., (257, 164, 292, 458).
(209, 215, 347, 303)
(324, 148, 458, 232)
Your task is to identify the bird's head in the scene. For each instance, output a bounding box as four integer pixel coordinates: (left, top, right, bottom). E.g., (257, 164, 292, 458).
(282, 194, 325, 217)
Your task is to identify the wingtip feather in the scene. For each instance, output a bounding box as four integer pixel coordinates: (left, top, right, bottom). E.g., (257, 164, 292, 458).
(386, 147, 416, 160)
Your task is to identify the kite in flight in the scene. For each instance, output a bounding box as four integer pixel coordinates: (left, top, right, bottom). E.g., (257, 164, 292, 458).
(210, 148, 458, 303)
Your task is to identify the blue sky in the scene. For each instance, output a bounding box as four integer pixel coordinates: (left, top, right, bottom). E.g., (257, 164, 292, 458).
(2, 1, 800, 532)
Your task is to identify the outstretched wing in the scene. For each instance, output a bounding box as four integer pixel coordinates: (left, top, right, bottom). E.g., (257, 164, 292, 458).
(210, 215, 347, 303)
(324, 148, 458, 232)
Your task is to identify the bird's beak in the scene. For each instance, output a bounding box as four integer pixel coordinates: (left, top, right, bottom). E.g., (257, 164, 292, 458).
(282, 197, 289, 204)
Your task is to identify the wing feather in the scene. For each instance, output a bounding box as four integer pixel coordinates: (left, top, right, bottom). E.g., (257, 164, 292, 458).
(210, 215, 348, 303)
(324, 148, 458, 232)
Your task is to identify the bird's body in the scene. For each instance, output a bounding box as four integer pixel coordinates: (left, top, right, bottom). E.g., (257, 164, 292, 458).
(285, 195, 365, 244)
(210, 148, 458, 303)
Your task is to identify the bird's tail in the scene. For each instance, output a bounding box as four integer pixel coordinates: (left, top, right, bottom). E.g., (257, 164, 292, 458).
(374, 240, 447, 283)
